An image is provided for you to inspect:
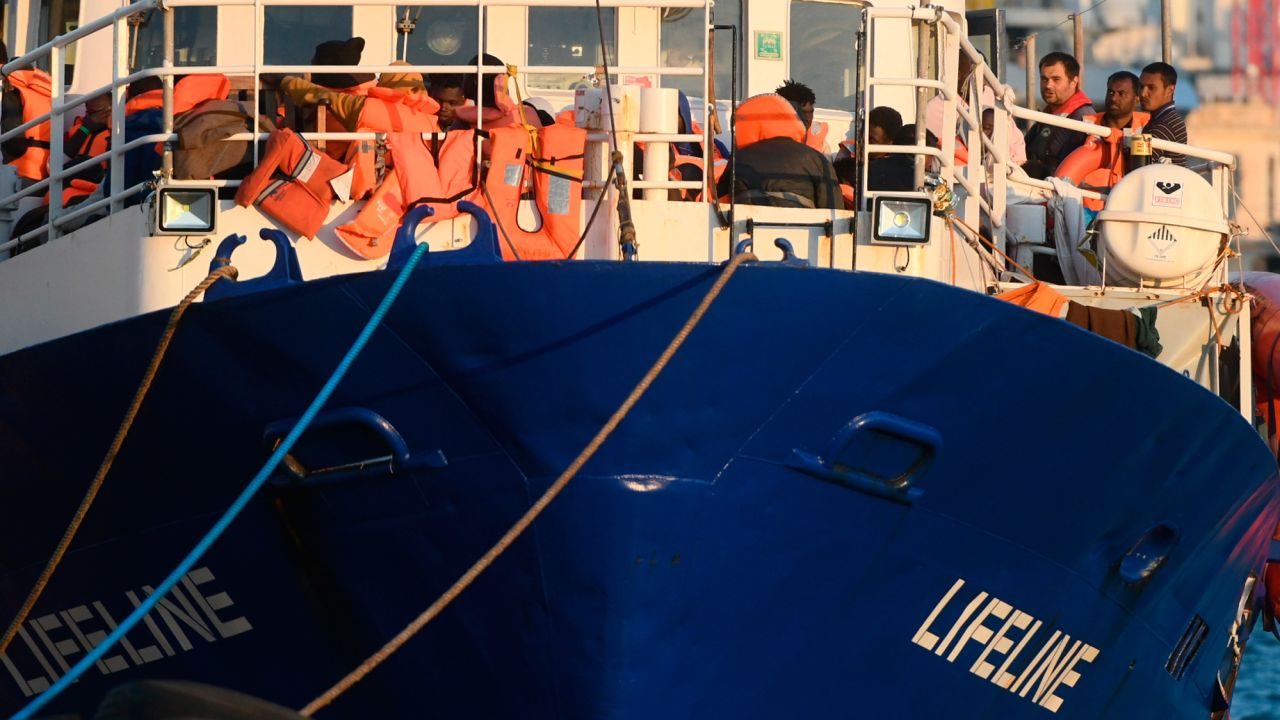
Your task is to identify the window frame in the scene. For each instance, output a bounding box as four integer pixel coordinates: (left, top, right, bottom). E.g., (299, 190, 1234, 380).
(785, 0, 865, 113)
(524, 5, 619, 91)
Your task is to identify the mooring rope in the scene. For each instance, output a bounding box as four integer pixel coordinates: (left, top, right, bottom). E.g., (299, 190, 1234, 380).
(0, 264, 238, 660)
(14, 243, 430, 720)
(299, 250, 759, 716)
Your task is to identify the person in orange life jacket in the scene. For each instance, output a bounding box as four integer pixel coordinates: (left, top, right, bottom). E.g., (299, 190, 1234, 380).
(277, 65, 440, 133)
(1022, 52, 1095, 179)
(1139, 61, 1187, 166)
(665, 90, 731, 200)
(867, 106, 903, 160)
(64, 93, 111, 185)
(0, 41, 53, 184)
(83, 75, 232, 205)
(775, 79, 815, 131)
(102, 76, 165, 204)
(674, 90, 730, 161)
(285, 37, 376, 160)
(454, 54, 541, 130)
(838, 124, 938, 194)
(277, 65, 441, 202)
(1082, 70, 1148, 172)
(1097, 71, 1140, 132)
(776, 79, 834, 154)
(833, 107, 901, 177)
(717, 94, 841, 209)
(637, 90, 729, 201)
(428, 73, 466, 130)
(832, 105, 903, 203)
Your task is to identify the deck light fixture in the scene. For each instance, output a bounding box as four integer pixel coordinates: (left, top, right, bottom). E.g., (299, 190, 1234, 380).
(872, 197, 930, 245)
(154, 186, 218, 235)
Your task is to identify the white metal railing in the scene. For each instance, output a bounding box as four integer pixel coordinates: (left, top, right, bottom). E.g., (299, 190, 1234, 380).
(0, 0, 717, 256)
(860, 6, 1237, 286)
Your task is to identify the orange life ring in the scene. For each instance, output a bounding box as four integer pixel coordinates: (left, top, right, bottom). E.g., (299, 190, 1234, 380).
(1054, 138, 1122, 212)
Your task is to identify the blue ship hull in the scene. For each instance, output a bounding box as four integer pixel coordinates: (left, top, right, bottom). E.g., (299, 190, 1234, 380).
(0, 260, 1275, 718)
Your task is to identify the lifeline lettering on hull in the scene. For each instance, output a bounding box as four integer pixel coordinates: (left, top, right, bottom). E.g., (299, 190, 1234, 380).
(911, 578, 1099, 714)
(0, 566, 250, 697)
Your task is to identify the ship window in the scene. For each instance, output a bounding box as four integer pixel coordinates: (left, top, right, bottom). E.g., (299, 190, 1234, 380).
(263, 7, 354, 65)
(526, 8, 616, 90)
(660, 3, 742, 101)
(789, 0, 861, 111)
(129, 6, 218, 71)
(395, 7, 480, 66)
(35, 0, 80, 80)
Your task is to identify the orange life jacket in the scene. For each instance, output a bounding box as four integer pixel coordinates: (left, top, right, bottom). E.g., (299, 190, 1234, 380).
(806, 120, 830, 153)
(133, 75, 232, 156)
(995, 281, 1069, 318)
(735, 94, 806, 148)
(667, 153, 726, 202)
(480, 123, 586, 260)
(839, 183, 855, 211)
(344, 88, 443, 200)
(42, 178, 99, 208)
(358, 86, 440, 133)
(6, 69, 53, 181)
(1081, 111, 1151, 135)
(42, 116, 110, 207)
(66, 115, 110, 159)
(335, 130, 479, 259)
(124, 89, 163, 115)
(234, 128, 348, 238)
(1056, 110, 1153, 211)
(669, 155, 704, 201)
(172, 74, 231, 115)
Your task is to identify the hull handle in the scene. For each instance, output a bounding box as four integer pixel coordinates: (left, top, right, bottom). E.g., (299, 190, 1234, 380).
(263, 407, 447, 485)
(789, 411, 940, 504)
(1118, 522, 1179, 584)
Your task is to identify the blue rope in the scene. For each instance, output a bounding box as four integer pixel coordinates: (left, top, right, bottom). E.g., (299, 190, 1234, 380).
(13, 242, 430, 720)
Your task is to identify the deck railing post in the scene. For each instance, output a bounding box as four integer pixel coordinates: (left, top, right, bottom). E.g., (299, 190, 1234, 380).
(1024, 33, 1036, 116)
(111, 16, 128, 212)
(48, 43, 63, 242)
(913, 15, 931, 190)
(162, 5, 175, 177)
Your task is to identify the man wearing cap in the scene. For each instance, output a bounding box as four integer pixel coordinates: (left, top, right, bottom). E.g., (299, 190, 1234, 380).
(277, 60, 439, 132)
(308, 37, 376, 93)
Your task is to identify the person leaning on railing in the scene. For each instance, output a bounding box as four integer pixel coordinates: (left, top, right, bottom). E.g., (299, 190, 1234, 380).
(273, 64, 440, 134)
(1138, 61, 1187, 166)
(1022, 51, 1095, 179)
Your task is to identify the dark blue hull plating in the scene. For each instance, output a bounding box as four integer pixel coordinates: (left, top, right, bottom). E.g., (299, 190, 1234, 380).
(0, 260, 1275, 718)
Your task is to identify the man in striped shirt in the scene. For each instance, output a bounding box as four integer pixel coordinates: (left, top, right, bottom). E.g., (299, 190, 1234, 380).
(1139, 62, 1187, 165)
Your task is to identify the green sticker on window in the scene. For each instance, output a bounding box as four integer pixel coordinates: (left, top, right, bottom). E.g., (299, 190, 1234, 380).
(755, 31, 782, 60)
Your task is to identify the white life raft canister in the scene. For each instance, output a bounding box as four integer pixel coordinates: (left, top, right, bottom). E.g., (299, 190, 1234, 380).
(1097, 163, 1228, 288)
